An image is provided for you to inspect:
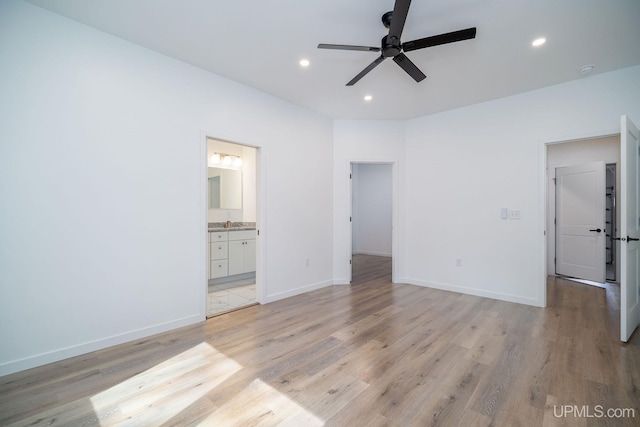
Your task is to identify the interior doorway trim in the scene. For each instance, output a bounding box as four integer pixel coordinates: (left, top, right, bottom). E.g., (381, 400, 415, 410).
(200, 131, 265, 318)
(348, 160, 400, 284)
(539, 129, 620, 308)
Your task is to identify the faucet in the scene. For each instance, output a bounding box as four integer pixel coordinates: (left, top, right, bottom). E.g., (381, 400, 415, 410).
(225, 220, 233, 228)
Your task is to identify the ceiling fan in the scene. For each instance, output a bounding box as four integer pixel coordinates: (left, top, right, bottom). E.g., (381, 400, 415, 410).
(318, 0, 476, 86)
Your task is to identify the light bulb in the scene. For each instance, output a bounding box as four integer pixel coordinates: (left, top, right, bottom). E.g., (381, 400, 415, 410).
(233, 157, 243, 167)
(210, 153, 221, 164)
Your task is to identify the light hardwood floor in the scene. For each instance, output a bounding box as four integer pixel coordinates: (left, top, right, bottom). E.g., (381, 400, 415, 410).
(1, 254, 638, 426)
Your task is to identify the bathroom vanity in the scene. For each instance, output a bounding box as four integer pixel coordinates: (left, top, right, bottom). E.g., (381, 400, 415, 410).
(208, 228, 256, 280)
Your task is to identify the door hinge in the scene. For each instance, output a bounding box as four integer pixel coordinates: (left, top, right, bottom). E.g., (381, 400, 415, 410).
(349, 259, 352, 265)
(553, 178, 556, 185)
(257, 229, 260, 236)
(350, 173, 352, 179)
(350, 216, 352, 222)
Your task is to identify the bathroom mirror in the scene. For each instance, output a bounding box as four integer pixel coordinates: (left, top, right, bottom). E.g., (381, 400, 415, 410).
(208, 167, 242, 210)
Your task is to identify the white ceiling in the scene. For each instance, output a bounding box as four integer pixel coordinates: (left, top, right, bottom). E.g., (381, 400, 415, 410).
(25, 0, 640, 120)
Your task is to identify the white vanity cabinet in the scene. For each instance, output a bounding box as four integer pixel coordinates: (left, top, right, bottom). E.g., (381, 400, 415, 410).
(228, 230, 256, 276)
(209, 231, 229, 279)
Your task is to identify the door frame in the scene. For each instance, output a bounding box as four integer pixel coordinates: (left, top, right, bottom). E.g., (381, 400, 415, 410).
(540, 129, 619, 308)
(200, 131, 265, 318)
(348, 160, 399, 283)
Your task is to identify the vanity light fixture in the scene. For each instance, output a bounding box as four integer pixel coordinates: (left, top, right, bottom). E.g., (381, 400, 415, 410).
(209, 152, 243, 170)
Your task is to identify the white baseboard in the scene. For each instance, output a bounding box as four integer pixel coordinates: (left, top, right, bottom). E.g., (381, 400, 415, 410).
(263, 279, 333, 303)
(0, 314, 203, 377)
(398, 277, 542, 307)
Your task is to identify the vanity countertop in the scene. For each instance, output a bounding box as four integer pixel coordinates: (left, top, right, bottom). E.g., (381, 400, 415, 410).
(208, 222, 256, 232)
(208, 227, 256, 232)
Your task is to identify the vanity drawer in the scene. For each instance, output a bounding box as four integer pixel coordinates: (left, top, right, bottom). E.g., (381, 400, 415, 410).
(228, 229, 256, 241)
(210, 242, 228, 260)
(210, 260, 228, 279)
(210, 231, 228, 242)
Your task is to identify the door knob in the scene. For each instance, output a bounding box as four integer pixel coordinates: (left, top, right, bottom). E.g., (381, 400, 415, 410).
(589, 228, 602, 233)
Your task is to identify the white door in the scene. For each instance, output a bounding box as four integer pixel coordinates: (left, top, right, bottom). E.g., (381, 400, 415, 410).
(556, 161, 606, 282)
(620, 115, 640, 342)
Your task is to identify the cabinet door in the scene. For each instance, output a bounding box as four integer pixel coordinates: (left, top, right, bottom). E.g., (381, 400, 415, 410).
(245, 239, 256, 273)
(228, 240, 245, 276)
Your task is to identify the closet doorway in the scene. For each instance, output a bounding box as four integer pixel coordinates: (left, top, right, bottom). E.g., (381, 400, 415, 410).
(350, 163, 393, 283)
(547, 135, 621, 285)
(206, 138, 258, 316)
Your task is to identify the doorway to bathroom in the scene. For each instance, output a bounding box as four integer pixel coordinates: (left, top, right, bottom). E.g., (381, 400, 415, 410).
(206, 138, 258, 317)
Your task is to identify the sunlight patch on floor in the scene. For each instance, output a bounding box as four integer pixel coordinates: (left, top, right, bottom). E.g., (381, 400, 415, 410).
(200, 378, 325, 426)
(90, 342, 242, 425)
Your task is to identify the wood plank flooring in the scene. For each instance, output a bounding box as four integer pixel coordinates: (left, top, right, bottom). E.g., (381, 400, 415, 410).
(1, 254, 639, 426)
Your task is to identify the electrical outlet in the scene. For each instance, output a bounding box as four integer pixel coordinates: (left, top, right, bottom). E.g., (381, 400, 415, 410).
(508, 210, 521, 220)
(456, 258, 462, 267)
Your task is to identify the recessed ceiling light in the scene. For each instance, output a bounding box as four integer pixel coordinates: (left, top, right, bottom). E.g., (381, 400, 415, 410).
(299, 59, 310, 67)
(578, 64, 595, 75)
(532, 37, 546, 47)
(364, 95, 373, 101)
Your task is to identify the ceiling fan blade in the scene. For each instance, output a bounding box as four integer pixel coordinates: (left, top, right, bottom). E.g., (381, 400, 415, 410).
(393, 53, 426, 82)
(318, 43, 381, 52)
(346, 56, 386, 86)
(403, 27, 477, 52)
(388, 0, 412, 42)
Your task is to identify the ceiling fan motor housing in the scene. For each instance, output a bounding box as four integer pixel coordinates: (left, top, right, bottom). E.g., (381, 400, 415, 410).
(382, 35, 401, 57)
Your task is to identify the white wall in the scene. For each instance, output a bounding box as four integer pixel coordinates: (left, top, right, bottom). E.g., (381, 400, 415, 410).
(402, 65, 640, 307)
(546, 136, 621, 277)
(333, 121, 404, 283)
(0, 0, 333, 375)
(352, 164, 392, 257)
